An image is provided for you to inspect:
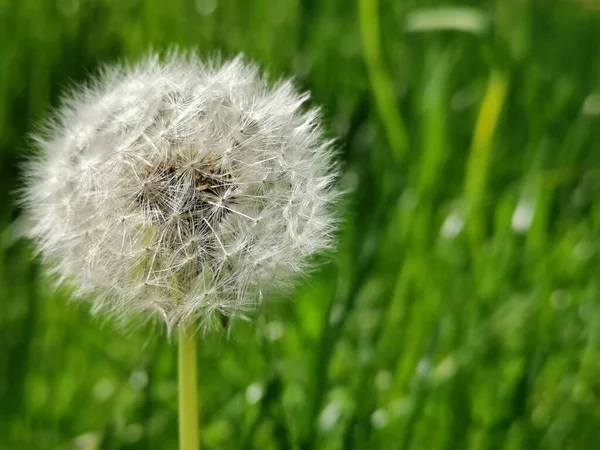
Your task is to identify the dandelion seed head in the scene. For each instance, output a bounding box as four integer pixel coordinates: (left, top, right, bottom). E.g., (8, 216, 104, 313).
(21, 52, 339, 330)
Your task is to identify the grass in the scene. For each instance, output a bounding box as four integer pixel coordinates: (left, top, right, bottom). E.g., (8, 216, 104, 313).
(1, 0, 600, 449)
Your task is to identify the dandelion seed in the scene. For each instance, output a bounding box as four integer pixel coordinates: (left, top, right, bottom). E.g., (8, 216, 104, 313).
(245, 383, 264, 404)
(21, 52, 340, 331)
(440, 212, 463, 238)
(318, 401, 342, 431)
(511, 198, 535, 233)
(370, 408, 389, 429)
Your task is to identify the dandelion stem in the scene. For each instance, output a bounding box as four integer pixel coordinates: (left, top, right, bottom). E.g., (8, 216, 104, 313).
(178, 322, 199, 450)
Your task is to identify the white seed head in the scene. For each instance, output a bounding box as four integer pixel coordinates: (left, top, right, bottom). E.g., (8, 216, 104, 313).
(21, 52, 339, 330)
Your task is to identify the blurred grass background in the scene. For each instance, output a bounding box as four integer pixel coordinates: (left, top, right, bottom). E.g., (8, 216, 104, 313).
(1, 0, 600, 449)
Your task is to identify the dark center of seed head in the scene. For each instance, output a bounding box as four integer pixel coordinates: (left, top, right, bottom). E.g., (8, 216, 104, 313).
(137, 155, 231, 226)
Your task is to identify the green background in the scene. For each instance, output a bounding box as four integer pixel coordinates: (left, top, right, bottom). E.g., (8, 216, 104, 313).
(1, 0, 600, 449)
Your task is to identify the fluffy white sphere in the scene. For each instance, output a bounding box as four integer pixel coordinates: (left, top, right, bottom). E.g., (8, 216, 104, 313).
(22, 53, 339, 330)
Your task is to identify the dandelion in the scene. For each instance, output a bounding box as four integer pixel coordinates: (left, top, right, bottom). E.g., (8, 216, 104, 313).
(21, 52, 340, 450)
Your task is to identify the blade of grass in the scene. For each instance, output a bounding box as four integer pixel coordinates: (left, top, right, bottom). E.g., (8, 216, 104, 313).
(464, 70, 509, 252)
(358, 0, 408, 163)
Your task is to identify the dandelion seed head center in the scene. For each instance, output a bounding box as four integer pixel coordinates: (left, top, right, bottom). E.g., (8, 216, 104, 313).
(136, 154, 232, 227)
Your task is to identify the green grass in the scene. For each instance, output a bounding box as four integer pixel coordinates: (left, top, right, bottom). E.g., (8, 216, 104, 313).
(2, 0, 600, 449)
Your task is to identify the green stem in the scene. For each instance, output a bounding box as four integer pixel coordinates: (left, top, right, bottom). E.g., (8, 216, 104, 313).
(178, 322, 199, 450)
